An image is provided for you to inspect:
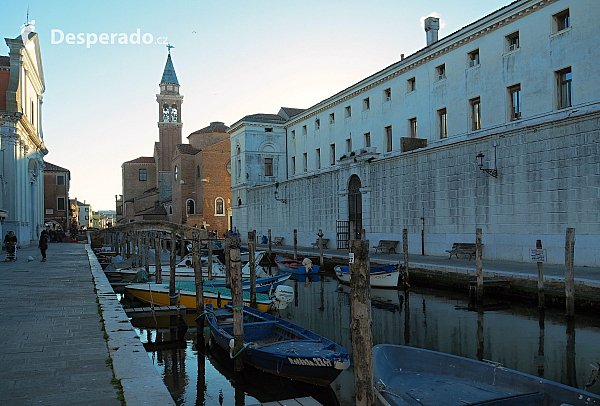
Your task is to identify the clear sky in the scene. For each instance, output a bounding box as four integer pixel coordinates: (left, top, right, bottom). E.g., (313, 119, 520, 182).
(1, 0, 510, 210)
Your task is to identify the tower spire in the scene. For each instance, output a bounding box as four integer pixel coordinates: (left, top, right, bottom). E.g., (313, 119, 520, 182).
(160, 48, 179, 85)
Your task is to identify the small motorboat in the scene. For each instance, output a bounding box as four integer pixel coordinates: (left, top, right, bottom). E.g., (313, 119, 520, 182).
(373, 344, 600, 406)
(334, 264, 400, 288)
(275, 256, 319, 274)
(125, 282, 294, 312)
(205, 304, 350, 386)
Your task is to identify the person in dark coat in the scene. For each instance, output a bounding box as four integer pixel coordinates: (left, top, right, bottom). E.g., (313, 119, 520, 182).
(39, 230, 49, 262)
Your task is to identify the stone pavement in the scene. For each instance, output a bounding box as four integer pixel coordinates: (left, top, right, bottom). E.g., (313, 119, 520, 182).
(0, 242, 174, 406)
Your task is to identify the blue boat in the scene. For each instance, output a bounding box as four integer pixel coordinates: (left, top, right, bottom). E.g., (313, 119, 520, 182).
(205, 304, 350, 386)
(373, 344, 600, 406)
(275, 255, 319, 274)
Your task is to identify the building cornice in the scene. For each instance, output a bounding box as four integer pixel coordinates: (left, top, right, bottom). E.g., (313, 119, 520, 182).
(286, 0, 558, 127)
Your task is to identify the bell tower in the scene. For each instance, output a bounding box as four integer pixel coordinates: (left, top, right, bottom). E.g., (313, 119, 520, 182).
(156, 46, 183, 173)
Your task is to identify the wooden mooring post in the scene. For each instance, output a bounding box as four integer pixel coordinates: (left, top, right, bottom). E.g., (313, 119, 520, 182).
(476, 228, 483, 302)
(155, 232, 162, 284)
(565, 228, 575, 318)
(349, 238, 374, 406)
(228, 234, 244, 372)
(192, 232, 205, 353)
(169, 232, 177, 306)
(248, 230, 257, 308)
(318, 229, 324, 271)
(137, 232, 142, 268)
(207, 234, 213, 280)
(268, 229, 272, 276)
(536, 239, 545, 308)
(293, 229, 298, 260)
(402, 229, 409, 285)
(144, 232, 150, 274)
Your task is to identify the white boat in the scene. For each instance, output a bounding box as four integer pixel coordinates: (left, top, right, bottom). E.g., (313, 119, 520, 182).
(334, 264, 400, 288)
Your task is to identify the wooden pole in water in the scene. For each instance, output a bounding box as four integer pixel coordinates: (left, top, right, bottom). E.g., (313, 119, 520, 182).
(126, 232, 131, 259)
(293, 229, 298, 260)
(207, 234, 213, 280)
(144, 232, 150, 274)
(268, 229, 272, 276)
(402, 229, 410, 284)
(476, 228, 483, 302)
(318, 229, 324, 271)
(349, 238, 374, 406)
(192, 232, 205, 353)
(137, 232, 142, 269)
(225, 231, 231, 289)
(170, 232, 177, 306)
(155, 232, 162, 284)
(565, 227, 575, 318)
(248, 230, 257, 309)
(228, 234, 244, 372)
(536, 239, 545, 309)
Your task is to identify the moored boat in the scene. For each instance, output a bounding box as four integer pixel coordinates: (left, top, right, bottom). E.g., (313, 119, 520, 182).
(334, 264, 400, 288)
(125, 282, 293, 312)
(275, 256, 319, 274)
(205, 304, 350, 386)
(373, 344, 600, 406)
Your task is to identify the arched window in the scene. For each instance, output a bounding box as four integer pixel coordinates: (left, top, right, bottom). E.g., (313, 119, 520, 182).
(186, 199, 195, 215)
(215, 197, 225, 215)
(170, 104, 178, 122)
(169, 205, 173, 215)
(163, 103, 170, 122)
(174, 166, 178, 180)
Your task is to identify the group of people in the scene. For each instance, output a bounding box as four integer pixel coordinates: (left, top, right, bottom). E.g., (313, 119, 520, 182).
(3, 229, 50, 262)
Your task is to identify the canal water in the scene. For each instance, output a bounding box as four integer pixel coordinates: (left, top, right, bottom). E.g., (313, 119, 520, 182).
(125, 273, 600, 405)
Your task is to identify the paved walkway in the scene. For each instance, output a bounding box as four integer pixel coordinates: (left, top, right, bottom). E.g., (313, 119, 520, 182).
(0, 243, 174, 406)
(258, 243, 600, 288)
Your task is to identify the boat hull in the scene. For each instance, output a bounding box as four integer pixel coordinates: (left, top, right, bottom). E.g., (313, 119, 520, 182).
(334, 264, 399, 288)
(275, 256, 319, 275)
(373, 344, 600, 406)
(206, 305, 350, 386)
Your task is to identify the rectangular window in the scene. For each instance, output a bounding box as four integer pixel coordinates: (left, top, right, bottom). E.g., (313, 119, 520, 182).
(291, 130, 295, 139)
(315, 118, 320, 130)
(383, 88, 392, 102)
(302, 125, 307, 135)
(468, 49, 480, 67)
(329, 113, 335, 125)
(553, 9, 570, 33)
(470, 97, 481, 130)
(436, 64, 446, 81)
(363, 97, 370, 111)
(385, 126, 393, 152)
(346, 138, 352, 152)
(291, 156, 296, 174)
(330, 144, 336, 165)
(264, 157, 273, 176)
(139, 169, 147, 181)
(236, 159, 241, 179)
(364, 132, 371, 148)
(316, 148, 321, 169)
(303, 153, 307, 172)
(438, 108, 448, 139)
(506, 31, 519, 52)
(409, 118, 418, 138)
(407, 77, 416, 92)
(57, 197, 66, 211)
(557, 68, 572, 109)
(345, 105, 352, 118)
(56, 175, 65, 185)
(265, 127, 273, 132)
(509, 85, 521, 120)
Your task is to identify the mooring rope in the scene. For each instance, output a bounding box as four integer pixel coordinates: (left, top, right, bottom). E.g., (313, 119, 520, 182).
(230, 342, 255, 359)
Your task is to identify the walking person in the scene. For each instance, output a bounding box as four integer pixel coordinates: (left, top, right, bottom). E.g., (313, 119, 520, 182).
(39, 230, 49, 262)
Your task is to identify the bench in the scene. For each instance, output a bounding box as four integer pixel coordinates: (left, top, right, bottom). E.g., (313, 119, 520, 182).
(446, 243, 478, 260)
(272, 237, 284, 246)
(372, 240, 399, 254)
(311, 238, 329, 249)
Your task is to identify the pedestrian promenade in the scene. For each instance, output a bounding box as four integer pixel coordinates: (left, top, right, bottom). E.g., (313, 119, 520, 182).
(0, 242, 174, 406)
(258, 243, 600, 289)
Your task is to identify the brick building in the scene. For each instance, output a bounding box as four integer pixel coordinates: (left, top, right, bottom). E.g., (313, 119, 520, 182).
(43, 162, 70, 233)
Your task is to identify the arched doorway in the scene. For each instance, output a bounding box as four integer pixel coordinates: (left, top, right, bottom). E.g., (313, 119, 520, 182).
(348, 175, 362, 240)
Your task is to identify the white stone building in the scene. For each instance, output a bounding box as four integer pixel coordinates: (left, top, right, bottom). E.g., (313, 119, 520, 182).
(230, 0, 600, 266)
(0, 32, 48, 246)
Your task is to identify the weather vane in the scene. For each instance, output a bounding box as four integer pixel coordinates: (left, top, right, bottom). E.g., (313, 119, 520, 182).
(166, 43, 175, 54)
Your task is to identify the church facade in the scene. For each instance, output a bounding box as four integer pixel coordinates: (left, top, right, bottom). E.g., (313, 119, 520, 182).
(0, 32, 47, 246)
(231, 0, 600, 266)
(118, 52, 232, 235)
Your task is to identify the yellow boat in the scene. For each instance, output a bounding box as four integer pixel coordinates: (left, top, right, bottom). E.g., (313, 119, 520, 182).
(124, 282, 292, 312)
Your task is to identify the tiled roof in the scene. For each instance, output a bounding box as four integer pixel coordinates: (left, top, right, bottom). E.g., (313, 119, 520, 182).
(124, 157, 155, 164)
(0, 56, 9, 67)
(280, 107, 305, 118)
(243, 113, 285, 122)
(44, 161, 69, 172)
(160, 54, 179, 85)
(189, 122, 229, 135)
(177, 144, 200, 155)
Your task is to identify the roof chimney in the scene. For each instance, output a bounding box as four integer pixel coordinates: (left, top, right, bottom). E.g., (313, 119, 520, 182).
(424, 17, 440, 46)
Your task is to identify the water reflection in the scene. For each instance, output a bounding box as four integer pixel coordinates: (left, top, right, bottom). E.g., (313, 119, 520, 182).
(125, 274, 600, 405)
